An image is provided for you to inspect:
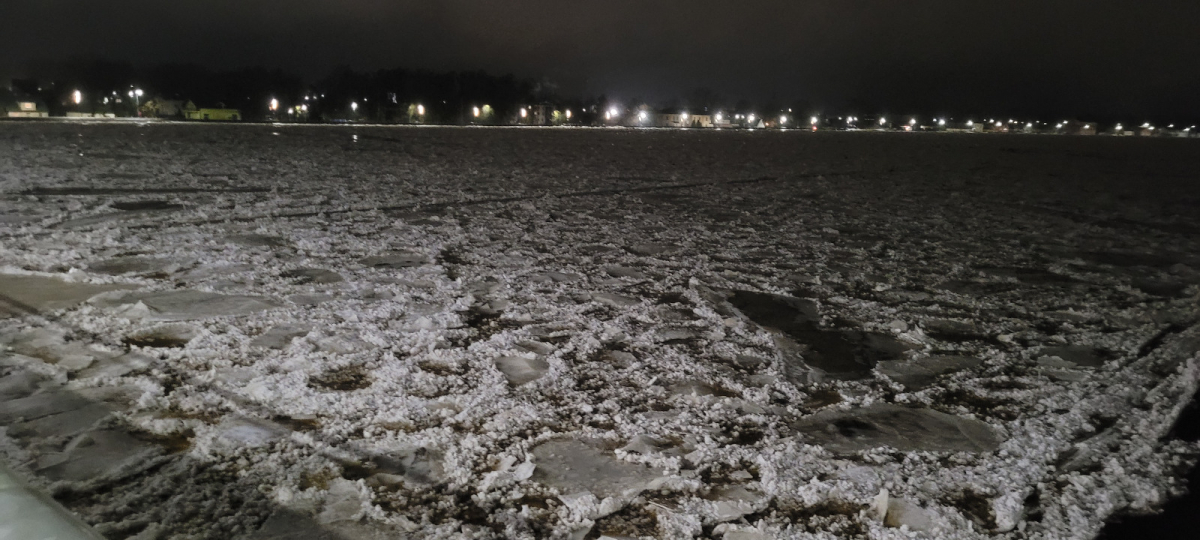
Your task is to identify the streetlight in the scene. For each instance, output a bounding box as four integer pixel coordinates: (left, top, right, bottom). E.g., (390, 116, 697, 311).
(472, 106, 480, 118)
(811, 116, 818, 125)
(879, 117, 887, 125)
(351, 101, 358, 113)
(128, 88, 143, 116)
(910, 118, 917, 125)
(269, 98, 278, 112)
(565, 109, 572, 119)
(72, 90, 82, 105)
(780, 115, 787, 125)
(520, 107, 528, 118)
(417, 104, 425, 115)
(638, 110, 648, 122)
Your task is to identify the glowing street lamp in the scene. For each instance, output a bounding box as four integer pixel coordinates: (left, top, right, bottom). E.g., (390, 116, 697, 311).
(72, 90, 82, 105)
(520, 107, 528, 118)
(966, 120, 974, 127)
(938, 119, 946, 126)
(269, 98, 279, 112)
(714, 112, 722, 122)
(417, 104, 425, 115)
(638, 110, 648, 122)
(565, 109, 572, 119)
(128, 88, 143, 115)
(351, 101, 359, 112)
(609, 107, 620, 118)
(879, 117, 887, 125)
(811, 116, 818, 125)
(910, 118, 917, 126)
(780, 115, 787, 125)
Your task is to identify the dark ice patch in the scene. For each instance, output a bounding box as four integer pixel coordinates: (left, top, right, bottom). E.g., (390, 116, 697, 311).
(791, 404, 1003, 454)
(728, 290, 911, 379)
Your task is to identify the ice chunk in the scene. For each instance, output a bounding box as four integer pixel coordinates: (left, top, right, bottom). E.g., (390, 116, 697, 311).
(605, 266, 647, 279)
(531, 439, 664, 499)
(876, 355, 983, 390)
(318, 479, 367, 524)
(361, 252, 427, 269)
(0, 391, 93, 424)
(251, 324, 314, 349)
(227, 234, 288, 248)
(0, 370, 46, 401)
(93, 290, 281, 321)
(885, 498, 935, 531)
(531, 272, 582, 283)
(0, 274, 134, 317)
(1038, 345, 1109, 368)
(707, 485, 768, 522)
(88, 257, 186, 276)
(77, 352, 153, 380)
(124, 324, 201, 348)
(791, 404, 1003, 454)
(215, 417, 287, 448)
(38, 430, 159, 482)
(495, 355, 550, 386)
(281, 267, 344, 284)
(590, 292, 640, 308)
(0, 462, 105, 540)
(627, 243, 675, 256)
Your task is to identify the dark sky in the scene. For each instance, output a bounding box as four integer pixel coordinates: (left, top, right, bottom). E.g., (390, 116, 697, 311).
(4, 1, 1198, 120)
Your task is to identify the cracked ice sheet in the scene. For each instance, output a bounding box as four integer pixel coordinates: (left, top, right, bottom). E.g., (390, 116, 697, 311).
(0, 123, 1198, 539)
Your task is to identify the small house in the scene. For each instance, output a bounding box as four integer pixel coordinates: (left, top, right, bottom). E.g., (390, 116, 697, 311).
(655, 109, 713, 128)
(185, 108, 241, 121)
(2, 94, 49, 118)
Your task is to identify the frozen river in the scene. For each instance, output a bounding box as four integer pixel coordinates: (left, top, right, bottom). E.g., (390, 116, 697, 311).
(1, 123, 1199, 539)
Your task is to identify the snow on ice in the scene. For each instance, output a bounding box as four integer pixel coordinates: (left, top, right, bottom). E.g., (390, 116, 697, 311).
(1, 122, 1199, 539)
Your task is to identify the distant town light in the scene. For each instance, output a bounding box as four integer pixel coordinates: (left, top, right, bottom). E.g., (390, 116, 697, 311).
(811, 116, 818, 125)
(879, 117, 886, 125)
(269, 98, 278, 111)
(1026, 122, 1033, 128)
(351, 101, 359, 112)
(966, 120, 974, 127)
(472, 106, 480, 117)
(995, 121, 1002, 127)
(301, 104, 308, 112)
(565, 109, 571, 119)
(609, 107, 620, 118)
(1056, 123, 1063, 128)
(72, 90, 82, 105)
(1084, 124, 1090, 129)
(910, 118, 917, 125)
(681, 112, 689, 121)
(747, 114, 755, 122)
(715, 113, 722, 122)
(520, 107, 528, 118)
(938, 119, 946, 126)
(638, 110, 648, 121)
(780, 115, 787, 124)
(417, 104, 425, 115)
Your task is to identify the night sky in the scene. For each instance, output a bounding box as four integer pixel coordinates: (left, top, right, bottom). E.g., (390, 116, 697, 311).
(4, 1, 1198, 120)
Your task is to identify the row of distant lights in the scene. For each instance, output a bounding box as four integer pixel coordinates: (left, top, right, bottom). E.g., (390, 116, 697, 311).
(75, 90, 1196, 132)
